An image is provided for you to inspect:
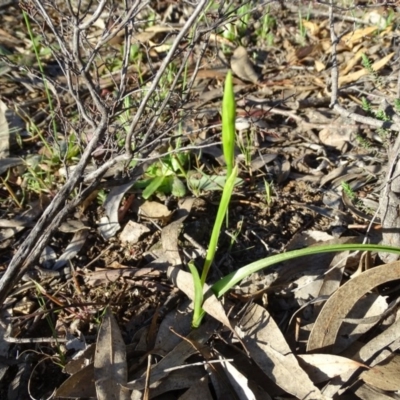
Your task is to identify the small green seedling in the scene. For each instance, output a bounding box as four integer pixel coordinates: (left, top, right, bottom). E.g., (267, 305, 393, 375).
(134, 149, 188, 199)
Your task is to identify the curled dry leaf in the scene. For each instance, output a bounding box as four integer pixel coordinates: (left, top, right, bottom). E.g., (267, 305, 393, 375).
(99, 179, 137, 240)
(0, 99, 25, 158)
(231, 46, 259, 84)
(307, 261, 400, 353)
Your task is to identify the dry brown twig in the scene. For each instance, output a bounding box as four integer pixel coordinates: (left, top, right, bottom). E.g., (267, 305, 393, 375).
(0, 0, 210, 305)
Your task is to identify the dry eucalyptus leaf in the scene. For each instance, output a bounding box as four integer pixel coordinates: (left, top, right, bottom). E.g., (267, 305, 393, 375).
(145, 367, 206, 399)
(94, 308, 129, 400)
(55, 363, 96, 398)
(58, 219, 89, 233)
(160, 197, 194, 266)
(178, 376, 213, 400)
(0, 158, 23, 175)
(139, 200, 172, 222)
(298, 354, 366, 383)
(339, 52, 394, 86)
(231, 46, 259, 83)
(155, 299, 192, 356)
(127, 318, 220, 391)
(119, 220, 150, 244)
(220, 358, 257, 399)
(63, 344, 96, 375)
(342, 26, 378, 47)
(236, 303, 327, 399)
(0, 99, 25, 158)
(353, 382, 395, 400)
(321, 316, 400, 398)
(360, 354, 400, 391)
(318, 119, 355, 150)
(307, 262, 400, 353)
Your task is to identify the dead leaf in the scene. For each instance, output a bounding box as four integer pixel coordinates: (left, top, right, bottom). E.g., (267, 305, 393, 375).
(298, 354, 366, 383)
(360, 354, 400, 391)
(307, 261, 400, 353)
(236, 303, 327, 399)
(161, 197, 194, 266)
(342, 26, 378, 48)
(178, 375, 213, 400)
(145, 367, 206, 399)
(319, 116, 356, 150)
(119, 220, 150, 244)
(0, 158, 23, 175)
(55, 363, 96, 398)
(99, 179, 137, 240)
(0, 99, 25, 158)
(94, 308, 129, 400)
(353, 382, 394, 400)
(154, 299, 192, 356)
(127, 318, 220, 391)
(220, 358, 257, 399)
(339, 52, 394, 86)
(140, 200, 172, 222)
(58, 219, 89, 233)
(231, 46, 259, 83)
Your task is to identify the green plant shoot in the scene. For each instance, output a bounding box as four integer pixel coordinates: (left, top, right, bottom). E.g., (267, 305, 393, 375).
(201, 165, 238, 286)
(211, 243, 400, 298)
(222, 70, 235, 178)
(189, 70, 238, 327)
(190, 165, 238, 328)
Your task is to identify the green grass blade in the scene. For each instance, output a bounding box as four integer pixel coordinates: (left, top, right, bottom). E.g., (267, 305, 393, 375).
(201, 166, 238, 285)
(211, 243, 400, 298)
(222, 70, 236, 178)
(142, 175, 165, 199)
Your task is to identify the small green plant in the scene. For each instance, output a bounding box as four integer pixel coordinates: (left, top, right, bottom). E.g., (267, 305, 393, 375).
(190, 70, 238, 328)
(263, 178, 273, 207)
(361, 53, 382, 87)
(394, 99, 400, 113)
(342, 181, 356, 202)
(134, 148, 188, 199)
(361, 96, 391, 140)
(257, 9, 276, 45)
(297, 6, 311, 45)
